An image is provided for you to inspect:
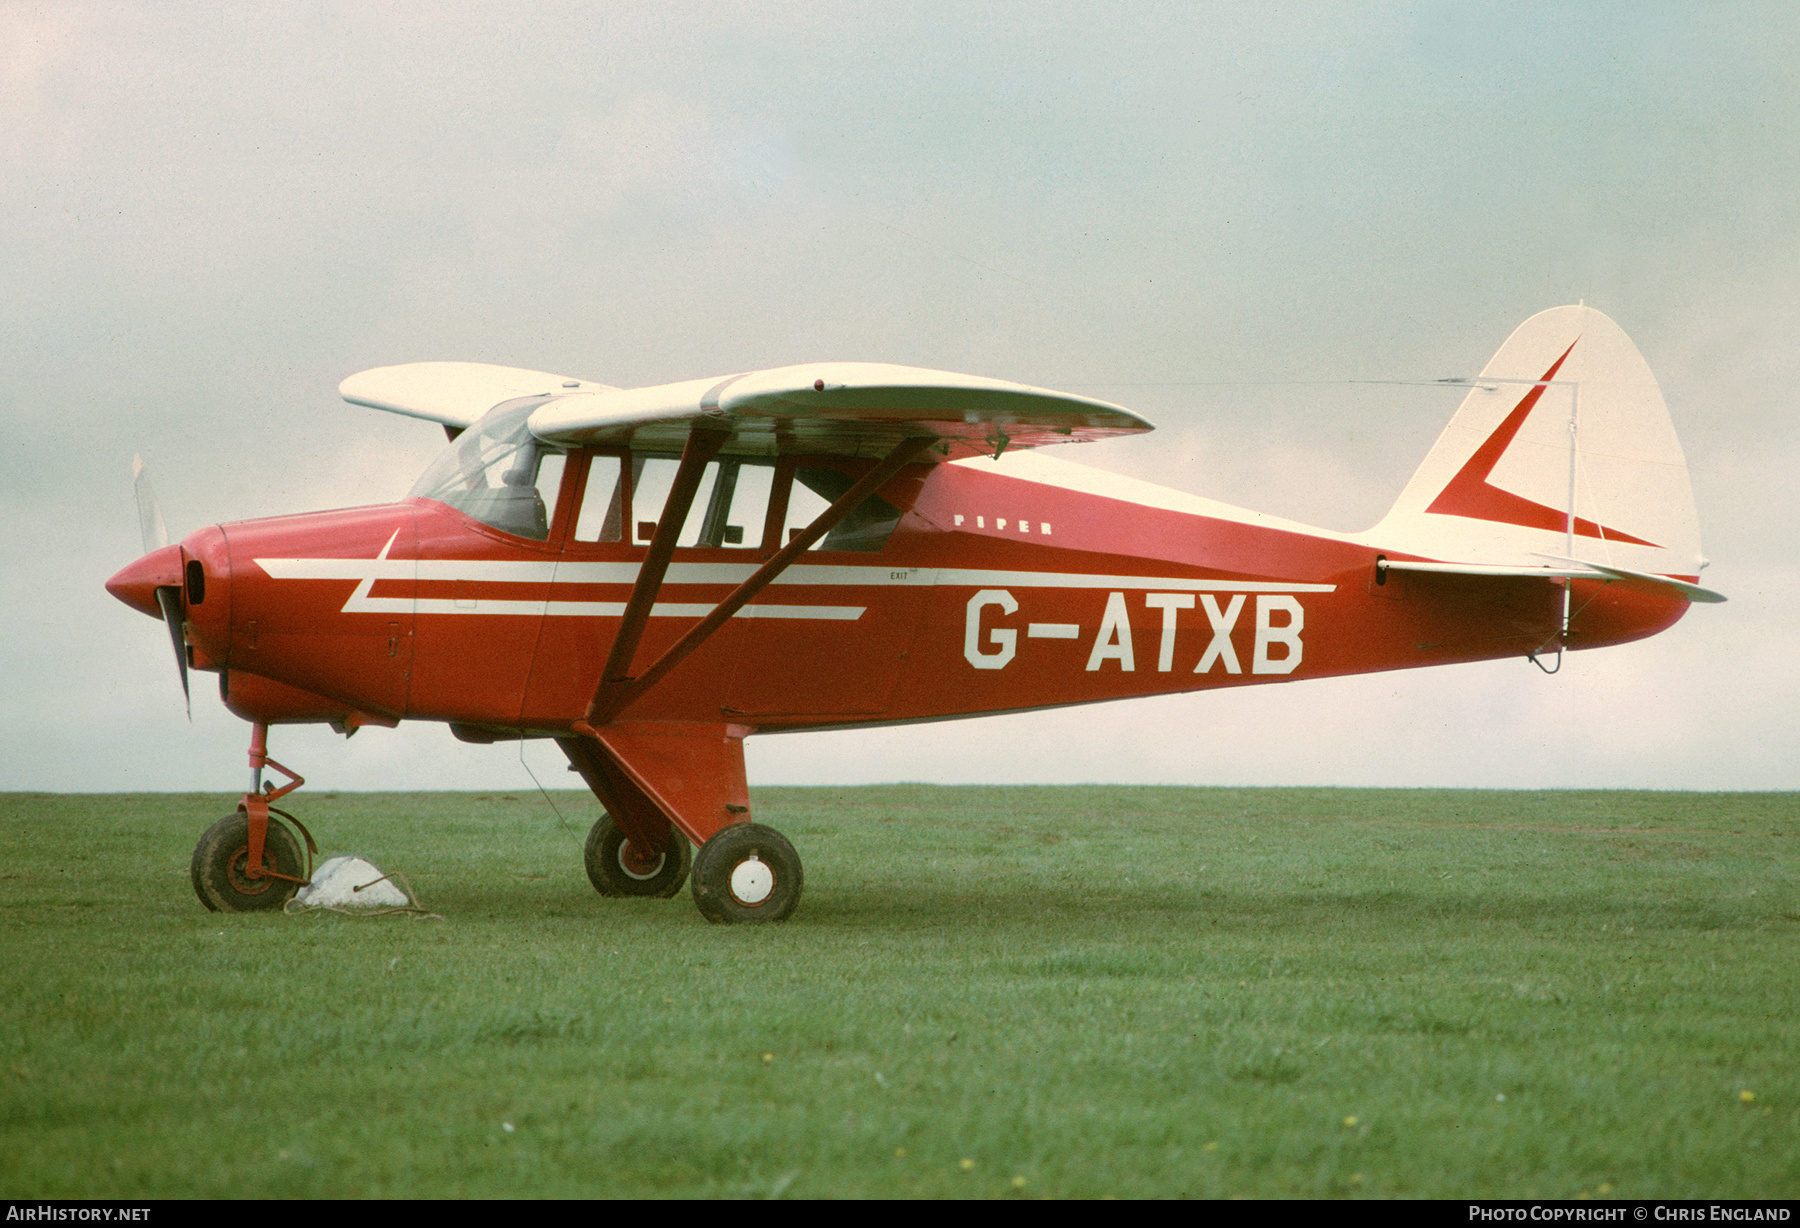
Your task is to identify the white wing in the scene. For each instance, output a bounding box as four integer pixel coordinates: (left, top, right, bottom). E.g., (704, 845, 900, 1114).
(339, 362, 616, 430)
(344, 360, 1151, 460)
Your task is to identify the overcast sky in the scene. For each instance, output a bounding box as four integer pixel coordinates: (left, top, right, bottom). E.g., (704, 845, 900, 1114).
(5, 2, 1794, 794)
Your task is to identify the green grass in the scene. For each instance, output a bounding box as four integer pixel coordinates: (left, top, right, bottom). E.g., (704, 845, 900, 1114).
(2, 786, 1797, 1198)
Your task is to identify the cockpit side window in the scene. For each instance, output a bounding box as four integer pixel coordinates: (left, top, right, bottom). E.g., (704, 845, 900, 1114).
(572, 453, 626, 543)
(408, 398, 567, 541)
(630, 456, 776, 549)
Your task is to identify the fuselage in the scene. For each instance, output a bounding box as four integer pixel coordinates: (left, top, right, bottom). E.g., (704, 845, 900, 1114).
(111, 447, 1687, 738)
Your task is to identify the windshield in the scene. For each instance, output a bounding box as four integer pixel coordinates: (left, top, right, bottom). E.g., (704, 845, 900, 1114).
(408, 399, 566, 540)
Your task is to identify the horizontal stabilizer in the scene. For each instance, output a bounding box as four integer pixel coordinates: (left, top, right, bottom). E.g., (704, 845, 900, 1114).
(1381, 558, 1724, 604)
(1531, 555, 1725, 604)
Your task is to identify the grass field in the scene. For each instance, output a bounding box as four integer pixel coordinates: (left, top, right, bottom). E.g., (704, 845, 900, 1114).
(1, 785, 1796, 1199)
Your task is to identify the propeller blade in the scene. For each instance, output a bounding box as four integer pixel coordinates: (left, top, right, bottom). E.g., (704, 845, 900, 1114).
(153, 585, 190, 717)
(133, 454, 169, 555)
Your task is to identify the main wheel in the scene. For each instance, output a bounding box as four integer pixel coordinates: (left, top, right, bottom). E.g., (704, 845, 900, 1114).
(690, 823, 802, 924)
(191, 811, 304, 913)
(583, 813, 692, 898)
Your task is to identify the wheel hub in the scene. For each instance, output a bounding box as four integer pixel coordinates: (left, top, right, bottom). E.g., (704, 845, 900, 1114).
(616, 840, 666, 881)
(225, 846, 281, 896)
(729, 854, 774, 905)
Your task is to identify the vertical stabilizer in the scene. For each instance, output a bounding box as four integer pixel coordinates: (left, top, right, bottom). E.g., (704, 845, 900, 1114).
(1371, 306, 1703, 580)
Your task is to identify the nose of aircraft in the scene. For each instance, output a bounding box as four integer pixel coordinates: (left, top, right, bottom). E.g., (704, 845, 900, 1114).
(106, 527, 235, 709)
(106, 543, 184, 618)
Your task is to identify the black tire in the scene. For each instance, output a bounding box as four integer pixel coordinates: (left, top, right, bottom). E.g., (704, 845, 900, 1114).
(583, 813, 692, 898)
(690, 823, 802, 924)
(191, 811, 304, 913)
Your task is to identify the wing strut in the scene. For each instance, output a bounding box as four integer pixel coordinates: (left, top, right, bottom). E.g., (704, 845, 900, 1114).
(583, 427, 729, 724)
(580, 431, 937, 728)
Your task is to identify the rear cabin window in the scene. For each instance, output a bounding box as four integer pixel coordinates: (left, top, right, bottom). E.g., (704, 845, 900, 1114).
(628, 456, 776, 549)
(620, 457, 903, 553)
(784, 466, 903, 552)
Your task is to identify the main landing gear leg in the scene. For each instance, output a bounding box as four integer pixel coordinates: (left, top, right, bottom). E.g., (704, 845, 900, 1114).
(560, 723, 804, 924)
(190, 722, 318, 913)
(558, 734, 693, 898)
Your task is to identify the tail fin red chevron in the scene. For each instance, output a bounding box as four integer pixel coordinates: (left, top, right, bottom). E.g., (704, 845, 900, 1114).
(1372, 306, 1705, 584)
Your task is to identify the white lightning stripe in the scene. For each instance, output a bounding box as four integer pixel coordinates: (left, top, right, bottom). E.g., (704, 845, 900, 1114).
(259, 555, 435, 581)
(339, 531, 403, 614)
(344, 593, 863, 619)
(315, 537, 866, 619)
(1027, 624, 1081, 639)
(932, 568, 1334, 593)
(254, 557, 928, 586)
(259, 553, 1334, 595)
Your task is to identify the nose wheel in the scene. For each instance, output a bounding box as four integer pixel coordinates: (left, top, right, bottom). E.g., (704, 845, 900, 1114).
(191, 810, 306, 912)
(690, 823, 803, 924)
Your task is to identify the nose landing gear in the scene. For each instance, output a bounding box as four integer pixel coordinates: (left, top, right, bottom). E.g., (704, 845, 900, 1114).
(190, 722, 317, 913)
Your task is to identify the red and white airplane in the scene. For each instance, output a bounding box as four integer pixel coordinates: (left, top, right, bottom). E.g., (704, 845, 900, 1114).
(107, 305, 1721, 923)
